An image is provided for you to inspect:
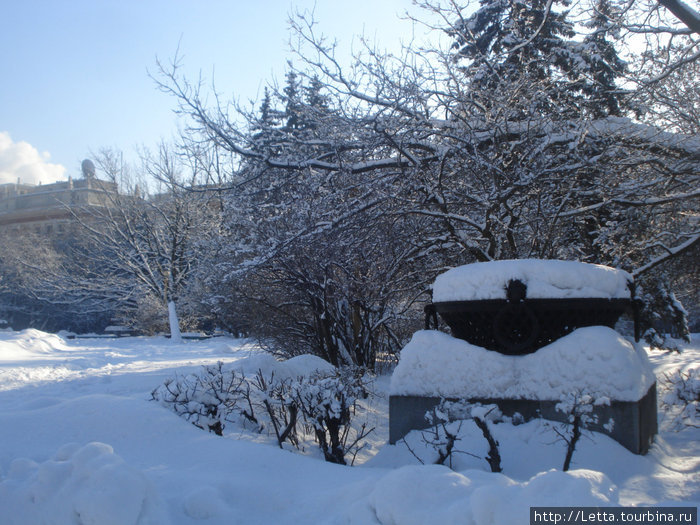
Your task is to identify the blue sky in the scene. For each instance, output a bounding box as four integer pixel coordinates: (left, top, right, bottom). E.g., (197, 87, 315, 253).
(0, 0, 415, 184)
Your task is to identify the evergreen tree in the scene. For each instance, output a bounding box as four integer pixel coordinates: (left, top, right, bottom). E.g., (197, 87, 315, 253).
(571, 0, 628, 117)
(305, 76, 329, 110)
(453, 0, 626, 118)
(303, 75, 330, 132)
(453, 0, 576, 113)
(282, 70, 303, 132)
(251, 87, 283, 155)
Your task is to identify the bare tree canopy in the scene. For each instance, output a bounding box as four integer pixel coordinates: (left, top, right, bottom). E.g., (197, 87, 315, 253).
(3, 0, 696, 353)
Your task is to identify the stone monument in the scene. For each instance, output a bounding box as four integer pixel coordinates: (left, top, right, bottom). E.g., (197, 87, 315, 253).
(389, 259, 657, 454)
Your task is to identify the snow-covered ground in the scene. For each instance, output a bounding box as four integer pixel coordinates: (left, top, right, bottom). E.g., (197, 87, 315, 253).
(0, 329, 697, 524)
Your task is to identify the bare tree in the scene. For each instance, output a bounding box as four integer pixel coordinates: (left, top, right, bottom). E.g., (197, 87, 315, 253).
(155, 1, 699, 348)
(73, 146, 224, 340)
(0, 229, 118, 332)
(0, 146, 224, 338)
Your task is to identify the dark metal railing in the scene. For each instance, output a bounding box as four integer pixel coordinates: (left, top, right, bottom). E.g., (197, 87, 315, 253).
(425, 279, 636, 355)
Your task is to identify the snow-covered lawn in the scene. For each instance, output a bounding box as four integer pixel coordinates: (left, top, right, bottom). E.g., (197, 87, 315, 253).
(0, 329, 697, 524)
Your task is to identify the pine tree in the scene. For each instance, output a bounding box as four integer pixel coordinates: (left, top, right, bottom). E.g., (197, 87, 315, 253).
(305, 76, 329, 109)
(251, 87, 283, 155)
(303, 76, 330, 132)
(570, 0, 628, 117)
(452, 0, 627, 118)
(453, 0, 576, 113)
(282, 70, 303, 132)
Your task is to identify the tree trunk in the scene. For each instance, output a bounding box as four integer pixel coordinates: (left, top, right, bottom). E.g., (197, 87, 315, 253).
(168, 300, 183, 343)
(657, 0, 700, 34)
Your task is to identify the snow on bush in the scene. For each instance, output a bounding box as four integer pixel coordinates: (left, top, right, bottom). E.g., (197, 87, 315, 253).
(555, 392, 611, 427)
(295, 367, 373, 464)
(638, 284, 691, 351)
(151, 354, 336, 436)
(152, 361, 247, 435)
(412, 400, 504, 472)
(554, 392, 613, 471)
(432, 259, 632, 302)
(404, 395, 617, 474)
(391, 327, 655, 401)
(0, 442, 163, 525)
(152, 357, 374, 464)
(662, 367, 699, 429)
(369, 465, 618, 525)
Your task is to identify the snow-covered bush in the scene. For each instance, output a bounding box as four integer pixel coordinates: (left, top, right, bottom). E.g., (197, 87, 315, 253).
(638, 282, 691, 351)
(555, 392, 613, 471)
(662, 368, 699, 429)
(419, 403, 465, 469)
(151, 362, 248, 436)
(295, 367, 373, 465)
(405, 400, 503, 472)
(0, 442, 165, 524)
(153, 361, 373, 464)
(252, 371, 299, 448)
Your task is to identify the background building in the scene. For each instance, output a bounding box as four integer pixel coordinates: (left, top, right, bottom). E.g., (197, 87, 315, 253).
(0, 159, 118, 235)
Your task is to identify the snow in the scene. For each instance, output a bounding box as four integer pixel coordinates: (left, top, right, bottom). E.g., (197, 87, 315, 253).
(226, 351, 335, 380)
(0, 329, 697, 524)
(391, 327, 656, 401)
(588, 117, 700, 155)
(0, 328, 73, 358)
(432, 259, 632, 302)
(0, 442, 164, 525)
(369, 466, 617, 525)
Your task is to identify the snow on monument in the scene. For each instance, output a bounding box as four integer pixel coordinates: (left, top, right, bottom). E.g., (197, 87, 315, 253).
(389, 259, 658, 454)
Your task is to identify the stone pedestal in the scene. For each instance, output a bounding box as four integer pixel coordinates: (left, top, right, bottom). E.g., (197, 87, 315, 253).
(389, 383, 657, 454)
(393, 261, 658, 456)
